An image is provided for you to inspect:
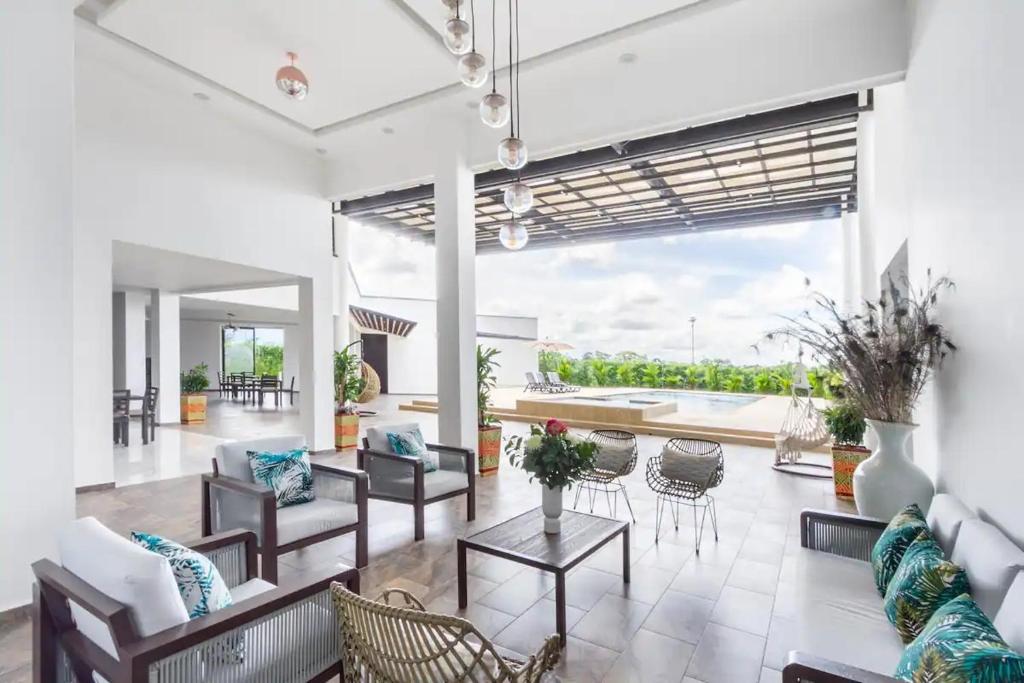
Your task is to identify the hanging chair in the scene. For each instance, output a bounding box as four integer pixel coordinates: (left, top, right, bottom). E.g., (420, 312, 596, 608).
(773, 363, 832, 479)
(356, 361, 381, 404)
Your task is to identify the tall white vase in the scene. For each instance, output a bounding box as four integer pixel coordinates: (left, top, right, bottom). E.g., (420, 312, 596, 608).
(853, 420, 934, 520)
(542, 485, 563, 534)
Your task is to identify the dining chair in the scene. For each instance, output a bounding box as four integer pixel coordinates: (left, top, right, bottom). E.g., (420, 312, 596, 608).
(280, 376, 297, 406)
(256, 375, 280, 408)
(112, 390, 130, 446)
(139, 386, 159, 444)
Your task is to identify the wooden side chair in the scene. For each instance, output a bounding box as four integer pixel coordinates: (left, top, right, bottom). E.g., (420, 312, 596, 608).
(331, 585, 559, 682)
(202, 435, 368, 582)
(280, 376, 297, 406)
(358, 423, 475, 541)
(112, 390, 130, 446)
(256, 375, 280, 408)
(139, 385, 158, 444)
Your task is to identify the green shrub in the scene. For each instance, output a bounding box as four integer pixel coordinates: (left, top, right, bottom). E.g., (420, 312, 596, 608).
(823, 401, 867, 446)
(180, 363, 210, 394)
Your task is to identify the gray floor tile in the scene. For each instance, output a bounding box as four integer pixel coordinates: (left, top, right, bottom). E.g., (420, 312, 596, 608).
(493, 598, 585, 656)
(570, 593, 654, 652)
(685, 623, 767, 683)
(601, 629, 694, 683)
(476, 568, 556, 616)
(641, 589, 716, 644)
(548, 566, 622, 611)
(553, 636, 622, 683)
(710, 585, 774, 637)
(670, 559, 730, 600)
(726, 558, 780, 596)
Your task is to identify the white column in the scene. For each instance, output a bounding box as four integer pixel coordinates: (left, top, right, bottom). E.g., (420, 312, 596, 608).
(857, 110, 880, 303)
(283, 326, 301, 392)
(840, 210, 860, 315)
(150, 291, 181, 424)
(434, 124, 478, 450)
(298, 274, 335, 450)
(112, 291, 148, 395)
(333, 215, 352, 352)
(0, 0, 75, 609)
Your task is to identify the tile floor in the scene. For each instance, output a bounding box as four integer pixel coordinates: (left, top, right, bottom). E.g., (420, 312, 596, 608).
(3, 395, 852, 683)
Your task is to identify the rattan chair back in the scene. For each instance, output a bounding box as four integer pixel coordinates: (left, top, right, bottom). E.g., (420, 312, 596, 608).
(646, 437, 724, 500)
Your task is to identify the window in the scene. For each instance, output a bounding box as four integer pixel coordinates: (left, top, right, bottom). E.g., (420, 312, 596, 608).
(221, 326, 285, 376)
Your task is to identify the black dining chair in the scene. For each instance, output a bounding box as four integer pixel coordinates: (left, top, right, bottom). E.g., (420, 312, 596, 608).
(138, 386, 159, 444)
(113, 390, 130, 446)
(257, 375, 281, 408)
(280, 376, 297, 406)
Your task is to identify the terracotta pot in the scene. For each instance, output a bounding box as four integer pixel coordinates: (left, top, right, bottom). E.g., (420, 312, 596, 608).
(335, 413, 359, 450)
(180, 394, 207, 423)
(831, 444, 870, 499)
(478, 425, 502, 476)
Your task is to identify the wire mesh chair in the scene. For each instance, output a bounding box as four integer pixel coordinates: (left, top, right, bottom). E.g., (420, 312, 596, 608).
(645, 437, 724, 553)
(573, 430, 638, 522)
(331, 584, 560, 682)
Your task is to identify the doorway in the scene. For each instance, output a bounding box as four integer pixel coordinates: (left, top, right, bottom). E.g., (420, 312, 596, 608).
(361, 333, 388, 394)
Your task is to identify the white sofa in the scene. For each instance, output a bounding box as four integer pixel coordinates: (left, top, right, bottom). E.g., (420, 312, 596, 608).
(775, 494, 1024, 682)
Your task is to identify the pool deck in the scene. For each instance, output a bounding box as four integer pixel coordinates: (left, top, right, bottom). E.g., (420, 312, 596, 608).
(399, 386, 831, 451)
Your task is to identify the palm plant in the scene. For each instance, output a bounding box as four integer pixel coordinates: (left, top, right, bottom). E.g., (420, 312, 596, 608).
(477, 345, 501, 427)
(334, 341, 366, 413)
(591, 359, 612, 386)
(640, 362, 662, 387)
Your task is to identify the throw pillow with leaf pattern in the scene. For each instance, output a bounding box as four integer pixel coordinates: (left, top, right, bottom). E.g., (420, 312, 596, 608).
(895, 593, 1024, 682)
(872, 503, 931, 596)
(247, 448, 315, 508)
(883, 531, 971, 643)
(131, 532, 233, 619)
(386, 427, 438, 472)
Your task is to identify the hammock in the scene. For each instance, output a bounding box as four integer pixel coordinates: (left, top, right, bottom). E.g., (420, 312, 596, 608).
(773, 363, 831, 475)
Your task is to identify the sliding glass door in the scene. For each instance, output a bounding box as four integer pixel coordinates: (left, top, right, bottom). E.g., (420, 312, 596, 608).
(222, 327, 255, 374)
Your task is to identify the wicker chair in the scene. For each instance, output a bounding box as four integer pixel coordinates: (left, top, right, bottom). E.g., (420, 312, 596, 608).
(331, 585, 560, 682)
(573, 429, 638, 522)
(645, 437, 724, 553)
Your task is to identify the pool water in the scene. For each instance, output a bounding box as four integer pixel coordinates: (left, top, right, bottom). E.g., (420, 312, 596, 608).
(555, 390, 760, 415)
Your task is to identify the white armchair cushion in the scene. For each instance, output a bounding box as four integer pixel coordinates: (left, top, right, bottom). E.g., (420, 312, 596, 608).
(230, 578, 277, 603)
(994, 572, 1024, 655)
(216, 435, 305, 482)
(925, 493, 975, 556)
(951, 519, 1024, 619)
(276, 498, 360, 546)
(58, 517, 189, 659)
(365, 423, 421, 453)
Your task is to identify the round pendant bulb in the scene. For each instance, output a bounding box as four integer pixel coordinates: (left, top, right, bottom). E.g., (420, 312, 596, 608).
(443, 18, 472, 55)
(499, 221, 529, 250)
(498, 136, 528, 170)
(275, 52, 308, 100)
(458, 51, 488, 88)
(479, 92, 510, 128)
(503, 182, 534, 213)
(441, 0, 463, 12)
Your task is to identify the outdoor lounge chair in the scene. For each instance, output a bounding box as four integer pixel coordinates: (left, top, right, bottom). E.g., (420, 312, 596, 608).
(358, 423, 475, 541)
(34, 516, 359, 683)
(202, 435, 368, 583)
(545, 371, 579, 392)
(574, 429, 638, 522)
(524, 372, 544, 392)
(331, 584, 560, 682)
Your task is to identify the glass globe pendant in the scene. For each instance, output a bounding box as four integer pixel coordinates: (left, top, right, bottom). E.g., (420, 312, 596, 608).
(498, 136, 528, 170)
(275, 52, 308, 101)
(503, 182, 533, 213)
(443, 18, 472, 55)
(479, 92, 510, 128)
(441, 0, 463, 13)
(458, 51, 488, 88)
(499, 221, 529, 250)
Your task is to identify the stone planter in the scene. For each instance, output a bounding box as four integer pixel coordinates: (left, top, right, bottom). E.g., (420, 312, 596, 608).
(542, 485, 563, 534)
(478, 425, 502, 476)
(335, 413, 359, 450)
(853, 420, 934, 519)
(831, 444, 871, 499)
(180, 394, 207, 423)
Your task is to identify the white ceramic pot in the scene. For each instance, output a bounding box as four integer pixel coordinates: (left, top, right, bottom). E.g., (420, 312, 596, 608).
(542, 485, 563, 534)
(853, 420, 934, 520)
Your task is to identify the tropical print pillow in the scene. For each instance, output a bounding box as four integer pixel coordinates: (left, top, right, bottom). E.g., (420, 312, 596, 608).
(895, 593, 1024, 682)
(386, 427, 438, 472)
(884, 531, 971, 643)
(247, 448, 315, 508)
(130, 532, 233, 619)
(872, 503, 930, 596)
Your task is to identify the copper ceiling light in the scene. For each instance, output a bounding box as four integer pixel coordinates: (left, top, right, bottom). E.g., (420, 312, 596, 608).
(275, 51, 308, 100)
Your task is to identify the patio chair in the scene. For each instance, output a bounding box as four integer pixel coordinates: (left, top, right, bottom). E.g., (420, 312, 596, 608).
(331, 584, 560, 682)
(645, 437, 724, 553)
(113, 390, 130, 446)
(573, 429, 638, 522)
(545, 372, 579, 392)
(524, 372, 543, 392)
(34, 516, 358, 683)
(280, 376, 297, 406)
(256, 375, 281, 408)
(358, 423, 475, 541)
(202, 435, 368, 583)
(129, 385, 159, 444)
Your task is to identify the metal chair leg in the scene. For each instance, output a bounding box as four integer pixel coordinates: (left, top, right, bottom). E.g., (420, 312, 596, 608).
(573, 484, 583, 510)
(604, 486, 614, 518)
(708, 496, 719, 541)
(619, 483, 636, 524)
(654, 496, 664, 543)
(670, 498, 679, 530)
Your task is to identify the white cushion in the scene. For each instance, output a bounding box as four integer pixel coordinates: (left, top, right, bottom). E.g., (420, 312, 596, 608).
(230, 578, 277, 604)
(216, 436, 305, 482)
(365, 423, 421, 454)
(58, 517, 189, 659)
(951, 519, 1024, 619)
(660, 447, 718, 485)
(388, 470, 469, 500)
(994, 572, 1024, 655)
(594, 442, 634, 473)
(925, 493, 975, 556)
(276, 498, 360, 547)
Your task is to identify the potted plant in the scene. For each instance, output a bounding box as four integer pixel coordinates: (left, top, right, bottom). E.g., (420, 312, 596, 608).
(505, 419, 597, 534)
(180, 363, 210, 423)
(334, 341, 366, 450)
(477, 345, 502, 476)
(822, 400, 869, 499)
(766, 273, 956, 518)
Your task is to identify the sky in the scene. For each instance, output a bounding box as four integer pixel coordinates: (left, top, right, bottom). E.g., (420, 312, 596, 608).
(350, 219, 842, 365)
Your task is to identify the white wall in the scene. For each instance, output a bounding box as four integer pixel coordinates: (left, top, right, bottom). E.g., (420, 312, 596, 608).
(483, 338, 539, 387)
(180, 320, 223, 379)
(0, 1, 76, 610)
(869, 1, 1024, 542)
(73, 26, 336, 485)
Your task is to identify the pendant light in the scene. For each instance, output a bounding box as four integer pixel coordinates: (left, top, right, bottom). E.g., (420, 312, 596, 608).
(499, 221, 529, 250)
(503, 181, 533, 213)
(497, 0, 526, 170)
(275, 52, 308, 100)
(479, 0, 509, 127)
(457, 0, 488, 87)
(443, 0, 472, 56)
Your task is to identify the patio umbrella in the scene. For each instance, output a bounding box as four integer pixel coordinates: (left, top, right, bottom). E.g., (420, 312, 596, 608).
(532, 339, 575, 352)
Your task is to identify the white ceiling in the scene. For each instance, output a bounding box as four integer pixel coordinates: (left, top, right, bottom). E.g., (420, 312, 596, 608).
(112, 241, 297, 293)
(178, 296, 298, 326)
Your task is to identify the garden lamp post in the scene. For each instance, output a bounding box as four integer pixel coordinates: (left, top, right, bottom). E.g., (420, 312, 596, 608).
(689, 316, 697, 365)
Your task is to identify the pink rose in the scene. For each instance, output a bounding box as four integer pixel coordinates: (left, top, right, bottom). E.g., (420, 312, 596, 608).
(545, 419, 568, 436)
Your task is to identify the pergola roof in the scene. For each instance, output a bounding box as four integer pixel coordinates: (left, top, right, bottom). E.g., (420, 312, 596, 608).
(349, 305, 416, 337)
(334, 95, 862, 252)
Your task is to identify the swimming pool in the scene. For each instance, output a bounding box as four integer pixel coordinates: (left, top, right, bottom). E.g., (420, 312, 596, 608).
(554, 390, 760, 416)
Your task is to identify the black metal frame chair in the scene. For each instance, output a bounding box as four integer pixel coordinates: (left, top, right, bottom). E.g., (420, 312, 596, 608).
(113, 390, 130, 446)
(573, 429, 638, 522)
(256, 375, 281, 408)
(645, 437, 724, 553)
(132, 386, 158, 445)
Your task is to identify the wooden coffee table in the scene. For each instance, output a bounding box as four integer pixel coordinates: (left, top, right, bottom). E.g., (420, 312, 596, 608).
(457, 507, 629, 647)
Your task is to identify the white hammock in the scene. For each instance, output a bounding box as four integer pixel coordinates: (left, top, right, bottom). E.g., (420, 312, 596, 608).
(774, 379, 830, 466)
